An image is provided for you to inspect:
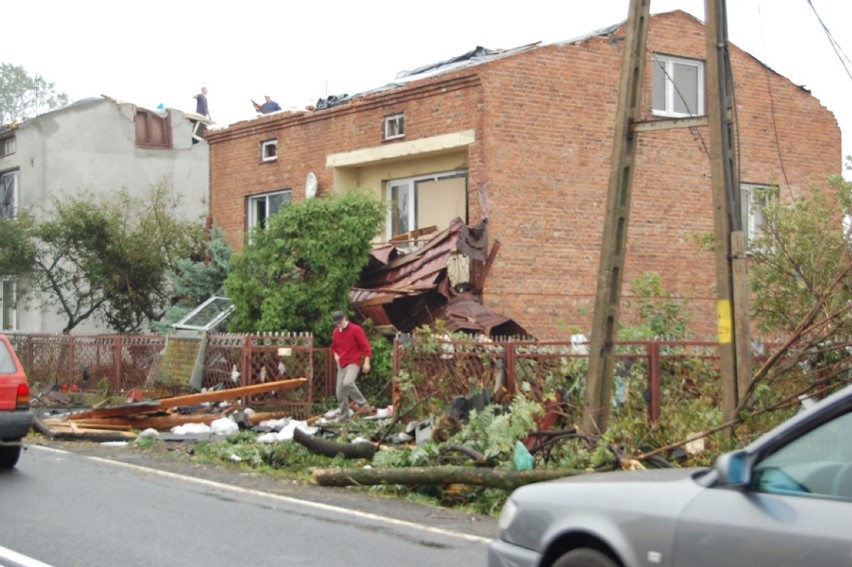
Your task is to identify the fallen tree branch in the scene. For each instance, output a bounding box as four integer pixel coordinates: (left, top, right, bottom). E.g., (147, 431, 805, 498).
(438, 444, 488, 465)
(313, 465, 583, 490)
(293, 426, 376, 460)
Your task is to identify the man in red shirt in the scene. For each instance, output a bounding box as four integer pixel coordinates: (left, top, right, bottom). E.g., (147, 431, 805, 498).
(330, 311, 372, 419)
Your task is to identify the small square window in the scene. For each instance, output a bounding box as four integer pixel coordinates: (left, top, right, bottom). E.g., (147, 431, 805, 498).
(135, 110, 172, 148)
(652, 54, 704, 117)
(383, 113, 405, 140)
(0, 137, 15, 157)
(261, 139, 278, 162)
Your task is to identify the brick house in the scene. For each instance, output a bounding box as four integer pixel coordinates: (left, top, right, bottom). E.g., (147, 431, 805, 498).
(205, 10, 840, 340)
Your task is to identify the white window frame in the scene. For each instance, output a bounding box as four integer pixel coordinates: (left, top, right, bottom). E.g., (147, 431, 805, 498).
(652, 54, 704, 117)
(383, 113, 405, 140)
(247, 189, 292, 241)
(1, 280, 16, 331)
(741, 184, 776, 245)
(1, 171, 18, 218)
(385, 171, 465, 239)
(261, 139, 278, 162)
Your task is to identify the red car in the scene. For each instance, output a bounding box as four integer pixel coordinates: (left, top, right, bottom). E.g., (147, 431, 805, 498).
(0, 334, 33, 469)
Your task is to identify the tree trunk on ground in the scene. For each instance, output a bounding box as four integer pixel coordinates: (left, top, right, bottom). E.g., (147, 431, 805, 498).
(313, 465, 582, 490)
(293, 427, 377, 460)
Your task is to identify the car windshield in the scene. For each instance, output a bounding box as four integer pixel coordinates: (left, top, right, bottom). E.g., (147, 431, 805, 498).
(753, 410, 852, 498)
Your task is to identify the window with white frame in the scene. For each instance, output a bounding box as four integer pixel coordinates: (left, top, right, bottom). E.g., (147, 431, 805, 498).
(0, 136, 15, 157)
(741, 184, 776, 245)
(247, 190, 292, 239)
(1, 171, 18, 218)
(383, 113, 405, 140)
(261, 139, 278, 162)
(652, 54, 704, 117)
(1, 280, 16, 331)
(386, 172, 467, 240)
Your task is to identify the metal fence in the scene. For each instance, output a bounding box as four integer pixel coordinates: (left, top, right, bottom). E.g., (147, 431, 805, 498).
(9, 331, 725, 422)
(393, 336, 723, 422)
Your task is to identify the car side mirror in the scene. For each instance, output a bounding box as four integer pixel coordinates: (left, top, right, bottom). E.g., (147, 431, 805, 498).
(714, 450, 750, 487)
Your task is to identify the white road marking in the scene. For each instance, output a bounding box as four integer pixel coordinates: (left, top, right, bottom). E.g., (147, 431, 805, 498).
(32, 445, 493, 544)
(0, 544, 55, 567)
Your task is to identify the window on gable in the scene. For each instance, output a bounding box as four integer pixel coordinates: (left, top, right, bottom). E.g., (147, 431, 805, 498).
(383, 113, 405, 141)
(1, 280, 16, 331)
(135, 109, 172, 148)
(247, 189, 292, 242)
(1, 171, 18, 218)
(652, 54, 704, 117)
(261, 139, 278, 162)
(0, 136, 15, 157)
(741, 184, 777, 246)
(386, 172, 467, 243)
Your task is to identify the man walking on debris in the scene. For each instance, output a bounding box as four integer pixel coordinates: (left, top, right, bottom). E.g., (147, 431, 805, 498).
(331, 310, 372, 419)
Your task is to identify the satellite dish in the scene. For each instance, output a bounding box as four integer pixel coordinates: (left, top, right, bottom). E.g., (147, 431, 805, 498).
(305, 172, 318, 199)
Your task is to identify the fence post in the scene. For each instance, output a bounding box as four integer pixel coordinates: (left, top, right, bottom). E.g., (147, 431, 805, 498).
(392, 336, 400, 408)
(648, 342, 661, 423)
(68, 335, 76, 386)
(113, 336, 122, 391)
(505, 339, 516, 394)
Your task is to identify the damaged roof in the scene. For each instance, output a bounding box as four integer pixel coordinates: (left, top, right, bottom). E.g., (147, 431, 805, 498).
(351, 218, 528, 337)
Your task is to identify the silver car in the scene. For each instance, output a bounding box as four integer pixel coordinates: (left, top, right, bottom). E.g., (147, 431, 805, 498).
(488, 384, 852, 567)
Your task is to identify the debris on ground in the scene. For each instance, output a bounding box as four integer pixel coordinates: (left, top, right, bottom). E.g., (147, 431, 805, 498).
(33, 378, 308, 441)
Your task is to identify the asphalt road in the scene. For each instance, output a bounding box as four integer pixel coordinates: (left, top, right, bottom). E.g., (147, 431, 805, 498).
(0, 439, 498, 567)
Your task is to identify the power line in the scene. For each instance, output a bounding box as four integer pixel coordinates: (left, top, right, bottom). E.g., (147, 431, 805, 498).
(806, 0, 852, 82)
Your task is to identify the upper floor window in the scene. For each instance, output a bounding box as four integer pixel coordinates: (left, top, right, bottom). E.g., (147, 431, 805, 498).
(261, 139, 278, 162)
(383, 113, 405, 141)
(652, 54, 704, 117)
(135, 109, 172, 148)
(1, 171, 18, 218)
(247, 189, 292, 241)
(741, 184, 777, 245)
(0, 136, 15, 157)
(1, 280, 16, 331)
(386, 172, 467, 243)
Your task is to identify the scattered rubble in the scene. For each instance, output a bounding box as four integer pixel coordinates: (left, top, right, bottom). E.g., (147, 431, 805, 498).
(33, 378, 308, 441)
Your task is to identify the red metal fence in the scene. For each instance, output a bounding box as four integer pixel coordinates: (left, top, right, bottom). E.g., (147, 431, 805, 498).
(392, 336, 722, 422)
(9, 332, 723, 422)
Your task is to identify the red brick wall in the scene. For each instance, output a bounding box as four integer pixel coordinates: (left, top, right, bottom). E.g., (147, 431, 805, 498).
(207, 10, 840, 340)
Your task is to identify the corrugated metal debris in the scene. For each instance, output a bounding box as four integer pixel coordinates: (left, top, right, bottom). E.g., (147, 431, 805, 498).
(351, 218, 528, 337)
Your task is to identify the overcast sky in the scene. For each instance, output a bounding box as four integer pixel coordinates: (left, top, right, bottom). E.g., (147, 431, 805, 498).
(5, 1, 851, 176)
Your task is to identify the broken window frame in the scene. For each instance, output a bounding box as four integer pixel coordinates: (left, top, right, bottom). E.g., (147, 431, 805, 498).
(135, 109, 173, 149)
(247, 189, 292, 242)
(261, 139, 278, 162)
(651, 53, 704, 118)
(1, 170, 18, 218)
(172, 295, 235, 332)
(383, 113, 405, 141)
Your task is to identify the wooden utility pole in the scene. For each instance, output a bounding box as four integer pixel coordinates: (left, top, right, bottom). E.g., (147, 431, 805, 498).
(581, 0, 651, 435)
(704, 0, 752, 420)
(582, 0, 751, 435)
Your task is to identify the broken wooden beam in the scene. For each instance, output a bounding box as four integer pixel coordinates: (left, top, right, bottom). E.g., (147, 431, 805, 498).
(156, 378, 308, 409)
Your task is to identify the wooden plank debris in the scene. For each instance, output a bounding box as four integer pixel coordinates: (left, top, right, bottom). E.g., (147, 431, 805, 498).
(34, 378, 309, 441)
